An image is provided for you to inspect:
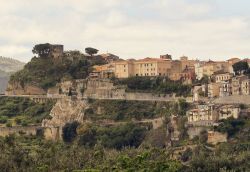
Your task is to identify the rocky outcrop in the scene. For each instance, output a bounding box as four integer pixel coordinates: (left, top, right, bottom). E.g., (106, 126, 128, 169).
(5, 82, 46, 95)
(42, 97, 88, 140)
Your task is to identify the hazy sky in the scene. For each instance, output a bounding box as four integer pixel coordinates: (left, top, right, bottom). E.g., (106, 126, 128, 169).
(0, 0, 250, 62)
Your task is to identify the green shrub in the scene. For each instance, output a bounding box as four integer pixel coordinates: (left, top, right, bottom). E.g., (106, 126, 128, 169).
(78, 123, 147, 149)
(0, 116, 8, 124)
(6, 121, 12, 127)
(116, 76, 192, 96)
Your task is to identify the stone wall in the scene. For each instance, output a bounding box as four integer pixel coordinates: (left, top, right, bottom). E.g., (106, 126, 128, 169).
(207, 131, 227, 145)
(187, 126, 209, 139)
(43, 127, 62, 140)
(213, 95, 250, 105)
(83, 79, 180, 102)
(0, 126, 41, 137)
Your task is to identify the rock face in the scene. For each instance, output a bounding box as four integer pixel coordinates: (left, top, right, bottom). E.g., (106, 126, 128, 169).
(42, 98, 88, 140)
(5, 82, 46, 95)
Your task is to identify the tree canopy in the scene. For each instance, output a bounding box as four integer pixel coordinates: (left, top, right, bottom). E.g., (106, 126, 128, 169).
(233, 61, 249, 75)
(32, 43, 52, 58)
(85, 47, 99, 56)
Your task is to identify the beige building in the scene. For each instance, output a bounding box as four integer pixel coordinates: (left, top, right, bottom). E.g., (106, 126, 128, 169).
(134, 58, 172, 77)
(111, 58, 172, 78)
(214, 72, 232, 83)
(94, 56, 195, 81)
(113, 59, 135, 78)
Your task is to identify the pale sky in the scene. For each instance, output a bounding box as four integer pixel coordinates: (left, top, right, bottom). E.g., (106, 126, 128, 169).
(0, 0, 250, 62)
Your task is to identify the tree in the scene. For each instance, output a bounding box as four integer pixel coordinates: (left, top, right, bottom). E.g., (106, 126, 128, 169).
(178, 99, 189, 116)
(32, 43, 52, 58)
(85, 47, 99, 56)
(233, 61, 249, 75)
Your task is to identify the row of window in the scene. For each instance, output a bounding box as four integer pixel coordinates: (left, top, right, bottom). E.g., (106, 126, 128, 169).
(216, 75, 230, 81)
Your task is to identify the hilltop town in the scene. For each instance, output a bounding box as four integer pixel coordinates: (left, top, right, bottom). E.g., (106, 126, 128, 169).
(1, 43, 250, 171)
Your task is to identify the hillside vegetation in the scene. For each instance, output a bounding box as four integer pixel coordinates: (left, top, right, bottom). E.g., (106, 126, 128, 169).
(85, 99, 190, 121)
(0, 97, 54, 127)
(113, 76, 192, 96)
(10, 55, 90, 90)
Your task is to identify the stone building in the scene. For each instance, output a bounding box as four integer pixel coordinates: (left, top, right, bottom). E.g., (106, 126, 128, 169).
(187, 104, 240, 127)
(195, 60, 229, 80)
(219, 81, 232, 97)
(50, 44, 64, 58)
(208, 83, 221, 98)
(94, 56, 196, 81)
(213, 72, 232, 83)
(232, 75, 248, 95)
(207, 131, 227, 145)
(218, 105, 240, 120)
(241, 79, 250, 95)
(187, 104, 217, 126)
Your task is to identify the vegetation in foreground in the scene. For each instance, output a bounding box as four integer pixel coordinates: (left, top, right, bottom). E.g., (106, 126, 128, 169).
(1, 133, 250, 172)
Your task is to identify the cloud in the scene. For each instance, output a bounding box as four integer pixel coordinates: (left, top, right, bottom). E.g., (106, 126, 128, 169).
(0, 0, 250, 62)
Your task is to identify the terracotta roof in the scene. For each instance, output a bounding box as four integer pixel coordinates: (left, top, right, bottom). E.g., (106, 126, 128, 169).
(227, 57, 240, 61)
(136, 57, 170, 62)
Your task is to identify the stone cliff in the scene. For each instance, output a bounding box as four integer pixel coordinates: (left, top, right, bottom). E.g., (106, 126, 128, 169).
(42, 97, 88, 140)
(5, 81, 46, 95)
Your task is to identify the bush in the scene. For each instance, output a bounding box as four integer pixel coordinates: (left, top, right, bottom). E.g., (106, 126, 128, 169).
(10, 54, 92, 90)
(214, 118, 245, 137)
(78, 123, 147, 149)
(6, 121, 12, 127)
(0, 116, 8, 124)
(116, 76, 192, 96)
(0, 97, 54, 125)
(15, 118, 22, 125)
